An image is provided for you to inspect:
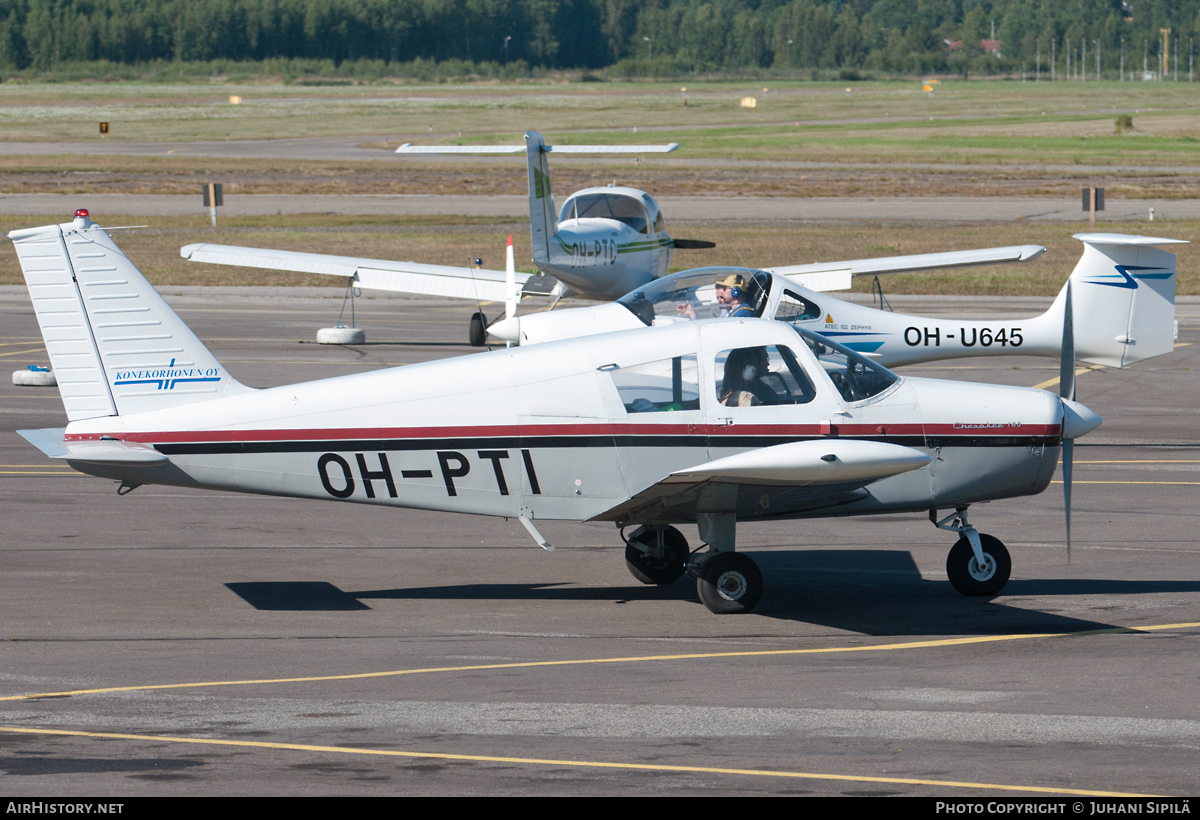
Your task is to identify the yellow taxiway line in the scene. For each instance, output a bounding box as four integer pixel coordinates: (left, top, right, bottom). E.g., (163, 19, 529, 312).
(3, 621, 1196, 704)
(0, 725, 1157, 798)
(1051, 480, 1200, 485)
(1031, 365, 1105, 392)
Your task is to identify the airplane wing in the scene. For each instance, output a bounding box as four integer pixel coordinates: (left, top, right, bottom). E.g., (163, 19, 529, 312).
(180, 243, 533, 303)
(596, 440, 930, 522)
(396, 144, 679, 154)
(767, 244, 1046, 292)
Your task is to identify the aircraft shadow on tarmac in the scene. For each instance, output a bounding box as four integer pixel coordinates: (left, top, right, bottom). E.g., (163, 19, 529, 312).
(226, 550, 1200, 636)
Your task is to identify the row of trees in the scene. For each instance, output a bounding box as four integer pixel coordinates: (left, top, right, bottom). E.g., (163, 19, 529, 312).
(2, 0, 1199, 75)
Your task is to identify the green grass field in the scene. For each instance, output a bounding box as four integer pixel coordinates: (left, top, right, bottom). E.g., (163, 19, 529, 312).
(1, 79, 1197, 163)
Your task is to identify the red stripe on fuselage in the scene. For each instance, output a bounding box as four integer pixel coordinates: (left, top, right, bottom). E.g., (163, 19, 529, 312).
(63, 422, 1060, 444)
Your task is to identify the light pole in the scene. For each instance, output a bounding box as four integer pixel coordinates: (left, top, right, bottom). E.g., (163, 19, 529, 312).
(503, 35, 511, 63)
(644, 36, 652, 60)
(786, 39, 793, 67)
(1095, 39, 1100, 81)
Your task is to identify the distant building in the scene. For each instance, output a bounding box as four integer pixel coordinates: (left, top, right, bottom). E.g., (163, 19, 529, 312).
(944, 39, 1002, 57)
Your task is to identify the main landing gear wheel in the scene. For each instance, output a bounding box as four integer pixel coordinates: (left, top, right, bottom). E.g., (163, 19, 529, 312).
(625, 526, 688, 585)
(696, 552, 763, 614)
(946, 534, 1011, 597)
(468, 311, 488, 347)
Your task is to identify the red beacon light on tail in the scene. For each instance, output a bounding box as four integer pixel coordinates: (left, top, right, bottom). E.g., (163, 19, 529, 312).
(73, 208, 90, 228)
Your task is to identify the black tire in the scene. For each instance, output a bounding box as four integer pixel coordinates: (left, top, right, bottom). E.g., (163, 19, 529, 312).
(625, 526, 688, 585)
(946, 534, 1011, 597)
(468, 311, 488, 347)
(696, 552, 763, 614)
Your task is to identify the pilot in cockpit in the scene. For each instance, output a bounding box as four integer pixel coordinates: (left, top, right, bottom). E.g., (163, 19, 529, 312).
(676, 273, 758, 320)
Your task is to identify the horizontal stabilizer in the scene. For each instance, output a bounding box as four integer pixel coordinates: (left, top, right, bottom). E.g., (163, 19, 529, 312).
(1072, 233, 1188, 246)
(396, 143, 678, 154)
(768, 245, 1046, 292)
(18, 428, 167, 465)
(673, 439, 930, 485)
(181, 243, 532, 303)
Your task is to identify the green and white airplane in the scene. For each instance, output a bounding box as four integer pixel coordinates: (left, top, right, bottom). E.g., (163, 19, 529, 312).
(180, 131, 1044, 344)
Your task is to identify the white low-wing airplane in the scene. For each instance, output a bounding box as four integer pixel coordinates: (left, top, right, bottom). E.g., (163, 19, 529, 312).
(489, 233, 1183, 371)
(15, 212, 1102, 615)
(179, 131, 1046, 344)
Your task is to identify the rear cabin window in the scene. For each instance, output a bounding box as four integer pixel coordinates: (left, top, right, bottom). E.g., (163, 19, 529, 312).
(776, 289, 822, 323)
(608, 355, 700, 413)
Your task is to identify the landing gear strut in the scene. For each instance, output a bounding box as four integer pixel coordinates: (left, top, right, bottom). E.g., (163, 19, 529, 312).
(689, 512, 763, 614)
(933, 508, 1011, 597)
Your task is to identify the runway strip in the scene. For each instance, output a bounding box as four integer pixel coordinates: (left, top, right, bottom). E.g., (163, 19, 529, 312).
(0, 193, 1193, 222)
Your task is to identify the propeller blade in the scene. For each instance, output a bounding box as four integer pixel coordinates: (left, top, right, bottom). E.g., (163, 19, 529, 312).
(505, 234, 516, 323)
(1060, 280, 1075, 561)
(1063, 437, 1073, 563)
(1060, 280, 1076, 401)
(672, 239, 717, 250)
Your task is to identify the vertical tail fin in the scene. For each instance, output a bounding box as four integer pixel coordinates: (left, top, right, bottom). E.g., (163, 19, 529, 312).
(525, 131, 557, 269)
(1062, 233, 1185, 368)
(9, 213, 250, 420)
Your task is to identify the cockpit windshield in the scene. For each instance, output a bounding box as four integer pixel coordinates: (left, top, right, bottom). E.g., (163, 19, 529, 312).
(617, 267, 773, 327)
(561, 193, 650, 234)
(792, 326, 900, 403)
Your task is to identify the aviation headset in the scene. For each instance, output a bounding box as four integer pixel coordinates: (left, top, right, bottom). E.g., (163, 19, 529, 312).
(716, 273, 746, 299)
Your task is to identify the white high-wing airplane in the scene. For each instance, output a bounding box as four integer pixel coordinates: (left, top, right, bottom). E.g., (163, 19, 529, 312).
(15, 212, 1102, 615)
(488, 233, 1184, 371)
(179, 131, 1046, 344)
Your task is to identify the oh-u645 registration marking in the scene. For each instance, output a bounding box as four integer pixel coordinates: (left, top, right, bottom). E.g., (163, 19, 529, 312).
(904, 327, 1025, 347)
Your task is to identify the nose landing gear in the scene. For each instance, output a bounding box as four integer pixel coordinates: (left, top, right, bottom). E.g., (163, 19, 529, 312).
(933, 508, 1012, 597)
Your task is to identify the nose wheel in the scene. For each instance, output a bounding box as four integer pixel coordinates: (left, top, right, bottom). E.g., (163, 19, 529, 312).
(946, 534, 1011, 597)
(934, 508, 1012, 597)
(468, 311, 488, 347)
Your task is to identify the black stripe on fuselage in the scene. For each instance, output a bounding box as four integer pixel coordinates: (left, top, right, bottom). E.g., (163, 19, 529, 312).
(152, 434, 1060, 456)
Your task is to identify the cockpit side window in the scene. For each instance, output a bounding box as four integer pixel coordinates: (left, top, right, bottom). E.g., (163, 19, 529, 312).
(793, 327, 899, 404)
(608, 355, 700, 413)
(652, 207, 664, 233)
(776, 289, 822, 323)
(617, 269, 773, 327)
(574, 193, 650, 234)
(559, 199, 577, 223)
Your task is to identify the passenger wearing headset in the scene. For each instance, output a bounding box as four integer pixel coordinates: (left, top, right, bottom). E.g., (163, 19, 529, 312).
(720, 347, 777, 407)
(676, 273, 759, 320)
